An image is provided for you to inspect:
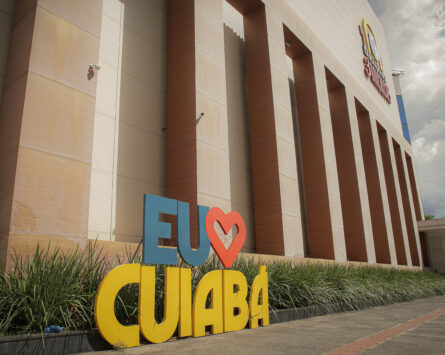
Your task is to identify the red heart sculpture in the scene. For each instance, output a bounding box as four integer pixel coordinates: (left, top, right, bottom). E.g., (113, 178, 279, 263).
(205, 207, 246, 268)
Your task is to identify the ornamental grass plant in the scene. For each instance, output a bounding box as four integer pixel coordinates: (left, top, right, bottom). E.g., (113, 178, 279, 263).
(1, 243, 445, 336)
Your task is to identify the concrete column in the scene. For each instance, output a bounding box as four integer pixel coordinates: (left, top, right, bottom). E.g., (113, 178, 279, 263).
(395, 146, 422, 266)
(369, 116, 397, 265)
(357, 107, 395, 265)
(325, 70, 373, 263)
(386, 133, 412, 266)
(377, 124, 410, 265)
(0, 0, 103, 266)
(405, 153, 425, 220)
(344, 92, 376, 264)
(242, 4, 304, 256)
(167, 0, 232, 247)
(195, 0, 233, 243)
(312, 59, 347, 261)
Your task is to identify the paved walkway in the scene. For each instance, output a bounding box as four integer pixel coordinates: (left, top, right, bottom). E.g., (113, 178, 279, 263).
(84, 295, 445, 354)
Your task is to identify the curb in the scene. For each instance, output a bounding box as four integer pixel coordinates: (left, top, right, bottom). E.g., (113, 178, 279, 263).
(0, 305, 347, 354)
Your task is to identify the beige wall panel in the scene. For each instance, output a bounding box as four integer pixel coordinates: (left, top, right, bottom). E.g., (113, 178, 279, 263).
(227, 125, 251, 168)
(229, 164, 253, 208)
(274, 103, 295, 144)
(20, 72, 95, 162)
(224, 56, 247, 98)
(116, 121, 166, 186)
(11, 147, 90, 239)
(98, 14, 121, 67)
(123, 0, 167, 50)
(196, 93, 229, 152)
(38, 0, 103, 37)
(276, 136, 298, 180)
(195, 0, 223, 21)
(121, 29, 166, 92)
(114, 175, 164, 243)
(196, 140, 231, 201)
(95, 62, 118, 117)
(197, 192, 231, 214)
(196, 50, 227, 106)
(227, 90, 249, 132)
(196, 8, 225, 65)
(120, 72, 167, 134)
(102, 0, 121, 22)
(88, 168, 113, 237)
(91, 112, 115, 173)
(30, 8, 99, 97)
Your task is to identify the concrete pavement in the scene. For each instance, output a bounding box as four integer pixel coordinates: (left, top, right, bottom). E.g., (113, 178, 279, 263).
(83, 295, 445, 354)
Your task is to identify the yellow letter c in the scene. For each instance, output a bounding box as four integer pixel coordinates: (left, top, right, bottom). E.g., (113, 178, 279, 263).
(94, 263, 140, 348)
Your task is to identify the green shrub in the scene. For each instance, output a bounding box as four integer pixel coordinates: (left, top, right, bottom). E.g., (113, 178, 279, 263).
(1, 244, 445, 336)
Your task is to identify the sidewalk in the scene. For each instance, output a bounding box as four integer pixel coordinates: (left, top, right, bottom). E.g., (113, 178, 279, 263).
(83, 295, 445, 354)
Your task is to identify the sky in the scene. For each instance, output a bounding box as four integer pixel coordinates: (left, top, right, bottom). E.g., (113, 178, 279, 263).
(368, 0, 445, 218)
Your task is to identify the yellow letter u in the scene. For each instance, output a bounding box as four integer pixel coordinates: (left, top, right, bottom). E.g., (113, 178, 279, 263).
(139, 266, 180, 343)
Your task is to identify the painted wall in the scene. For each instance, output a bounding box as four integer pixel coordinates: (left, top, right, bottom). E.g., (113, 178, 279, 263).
(89, 0, 167, 242)
(283, 0, 402, 135)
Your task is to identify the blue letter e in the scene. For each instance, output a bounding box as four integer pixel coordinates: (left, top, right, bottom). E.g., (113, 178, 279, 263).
(143, 194, 177, 265)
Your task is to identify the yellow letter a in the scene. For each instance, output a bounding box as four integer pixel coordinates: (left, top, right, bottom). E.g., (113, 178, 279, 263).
(192, 270, 223, 337)
(249, 265, 269, 328)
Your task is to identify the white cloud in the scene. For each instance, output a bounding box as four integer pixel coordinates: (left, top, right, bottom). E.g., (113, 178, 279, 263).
(412, 137, 439, 161)
(369, 0, 445, 217)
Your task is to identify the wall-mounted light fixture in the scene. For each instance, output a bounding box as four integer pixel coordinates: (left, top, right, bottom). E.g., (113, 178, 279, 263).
(88, 64, 101, 80)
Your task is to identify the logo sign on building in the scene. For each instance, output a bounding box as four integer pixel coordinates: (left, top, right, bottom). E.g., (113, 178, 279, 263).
(94, 194, 269, 348)
(358, 18, 391, 103)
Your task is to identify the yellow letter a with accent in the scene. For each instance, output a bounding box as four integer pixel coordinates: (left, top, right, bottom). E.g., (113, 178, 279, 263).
(223, 270, 249, 332)
(192, 270, 223, 337)
(249, 265, 269, 328)
(95, 263, 140, 348)
(139, 266, 180, 343)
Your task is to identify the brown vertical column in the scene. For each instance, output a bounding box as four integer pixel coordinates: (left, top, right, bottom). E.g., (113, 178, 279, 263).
(226, 1, 305, 257)
(405, 153, 423, 221)
(166, 0, 197, 246)
(0, 0, 103, 267)
(377, 125, 408, 265)
(325, 70, 367, 262)
(283, 28, 335, 260)
(242, 5, 284, 255)
(393, 141, 420, 266)
(356, 101, 391, 263)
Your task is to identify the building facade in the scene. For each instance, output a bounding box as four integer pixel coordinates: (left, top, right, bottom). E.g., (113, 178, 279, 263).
(0, 0, 426, 267)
